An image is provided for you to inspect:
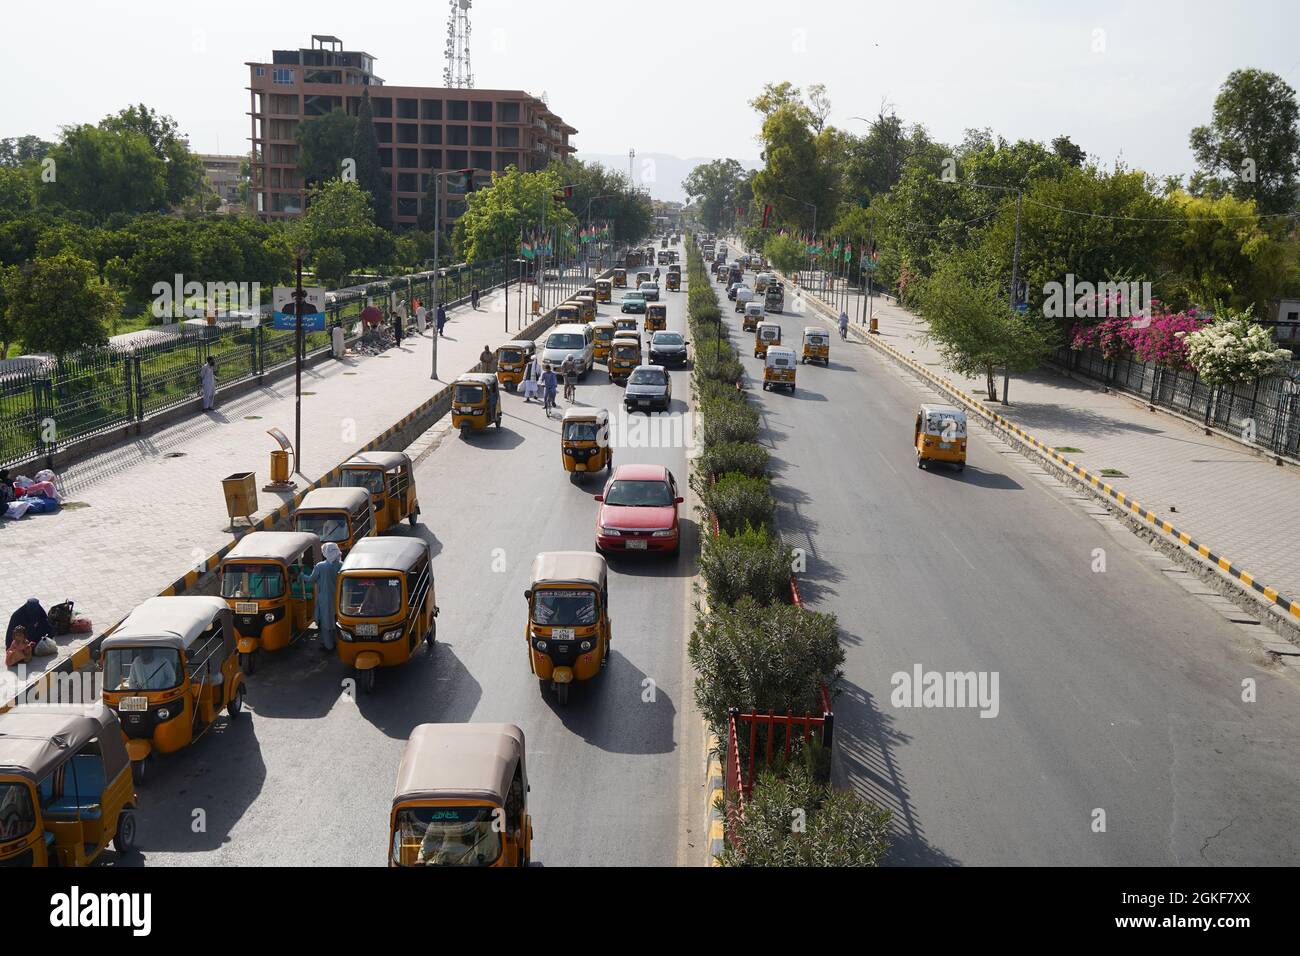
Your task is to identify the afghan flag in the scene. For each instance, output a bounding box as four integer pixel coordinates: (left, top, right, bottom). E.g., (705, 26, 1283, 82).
(520, 238, 534, 260)
(844, 243, 853, 263)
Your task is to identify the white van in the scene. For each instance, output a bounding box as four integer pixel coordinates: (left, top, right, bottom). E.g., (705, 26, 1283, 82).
(541, 323, 595, 377)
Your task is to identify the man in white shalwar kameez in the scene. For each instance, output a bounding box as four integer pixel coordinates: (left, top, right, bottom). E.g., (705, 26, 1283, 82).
(200, 357, 217, 411)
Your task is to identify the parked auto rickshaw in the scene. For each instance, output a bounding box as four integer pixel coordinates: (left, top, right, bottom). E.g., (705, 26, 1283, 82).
(0, 705, 137, 866)
(495, 339, 536, 392)
(561, 407, 612, 479)
(645, 303, 667, 333)
(575, 295, 597, 322)
(221, 530, 321, 674)
(665, 271, 680, 292)
(452, 373, 503, 435)
(754, 321, 782, 358)
(554, 302, 581, 325)
(915, 403, 968, 472)
(762, 346, 797, 393)
(524, 551, 610, 705)
(341, 451, 421, 532)
(336, 537, 438, 693)
(595, 278, 612, 302)
(100, 596, 245, 782)
(743, 302, 765, 332)
(591, 321, 616, 362)
(295, 486, 374, 556)
(613, 268, 628, 288)
(801, 326, 829, 365)
(609, 333, 642, 384)
(614, 316, 638, 337)
(389, 723, 531, 867)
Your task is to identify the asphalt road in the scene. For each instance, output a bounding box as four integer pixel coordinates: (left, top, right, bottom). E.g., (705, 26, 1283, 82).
(713, 252, 1300, 865)
(129, 241, 703, 867)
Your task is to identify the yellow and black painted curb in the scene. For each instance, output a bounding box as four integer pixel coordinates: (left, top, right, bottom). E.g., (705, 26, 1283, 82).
(0, 282, 604, 714)
(798, 287, 1300, 627)
(705, 733, 725, 865)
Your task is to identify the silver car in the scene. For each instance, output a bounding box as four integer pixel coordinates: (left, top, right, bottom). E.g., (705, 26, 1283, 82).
(623, 364, 671, 413)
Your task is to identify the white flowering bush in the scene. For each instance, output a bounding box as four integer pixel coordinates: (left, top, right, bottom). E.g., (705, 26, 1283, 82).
(1180, 312, 1293, 386)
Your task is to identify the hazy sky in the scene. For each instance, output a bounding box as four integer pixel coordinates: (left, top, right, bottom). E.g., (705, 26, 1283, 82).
(3, 0, 1297, 186)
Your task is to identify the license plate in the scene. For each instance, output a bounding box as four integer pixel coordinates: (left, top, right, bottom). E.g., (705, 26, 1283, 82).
(552, 628, 575, 639)
(356, 623, 378, 637)
(118, 696, 148, 713)
(626, 539, 648, 550)
(236, 602, 258, 615)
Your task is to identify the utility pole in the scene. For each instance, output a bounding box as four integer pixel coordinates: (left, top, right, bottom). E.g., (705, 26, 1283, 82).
(293, 253, 305, 468)
(1005, 189, 1023, 405)
(430, 179, 442, 380)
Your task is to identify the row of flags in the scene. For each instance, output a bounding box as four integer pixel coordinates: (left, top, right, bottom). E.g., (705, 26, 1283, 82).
(519, 220, 612, 260)
(729, 203, 878, 264)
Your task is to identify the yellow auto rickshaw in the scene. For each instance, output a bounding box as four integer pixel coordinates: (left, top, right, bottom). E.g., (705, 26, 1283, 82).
(221, 530, 321, 674)
(451, 373, 503, 435)
(645, 303, 667, 333)
(295, 486, 374, 556)
(609, 333, 642, 384)
(665, 271, 680, 292)
(554, 303, 581, 325)
(336, 537, 438, 694)
(495, 339, 537, 392)
(575, 295, 597, 322)
(389, 723, 532, 867)
(0, 704, 137, 866)
(915, 403, 968, 472)
(743, 302, 765, 332)
(801, 326, 829, 365)
(100, 596, 246, 783)
(613, 268, 628, 289)
(591, 321, 616, 362)
(762, 346, 797, 393)
(524, 551, 610, 706)
(636, 271, 651, 287)
(613, 316, 638, 337)
(595, 278, 612, 302)
(561, 406, 612, 479)
(754, 321, 782, 358)
(341, 451, 421, 532)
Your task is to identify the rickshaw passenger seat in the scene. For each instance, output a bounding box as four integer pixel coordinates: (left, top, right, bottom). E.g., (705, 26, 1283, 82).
(45, 756, 105, 817)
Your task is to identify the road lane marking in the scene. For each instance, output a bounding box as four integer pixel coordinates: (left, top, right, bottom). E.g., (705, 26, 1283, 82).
(940, 531, 977, 570)
(875, 448, 899, 476)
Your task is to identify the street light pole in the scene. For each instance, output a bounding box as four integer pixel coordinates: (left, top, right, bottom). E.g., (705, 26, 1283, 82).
(293, 253, 305, 469)
(430, 177, 442, 380)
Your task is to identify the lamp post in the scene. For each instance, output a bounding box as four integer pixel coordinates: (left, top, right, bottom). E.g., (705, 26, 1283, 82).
(583, 193, 611, 279)
(428, 168, 475, 380)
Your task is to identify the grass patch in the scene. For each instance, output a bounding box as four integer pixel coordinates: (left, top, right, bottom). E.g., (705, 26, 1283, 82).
(1053, 446, 1083, 454)
(1099, 468, 1127, 477)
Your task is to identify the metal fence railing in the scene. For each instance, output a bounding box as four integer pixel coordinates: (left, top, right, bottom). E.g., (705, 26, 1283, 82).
(1055, 347, 1300, 460)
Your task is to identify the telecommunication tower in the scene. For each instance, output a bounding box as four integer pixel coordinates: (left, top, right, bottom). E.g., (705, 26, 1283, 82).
(443, 0, 474, 88)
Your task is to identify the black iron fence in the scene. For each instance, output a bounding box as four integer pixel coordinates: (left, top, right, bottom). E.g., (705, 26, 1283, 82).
(1055, 347, 1300, 460)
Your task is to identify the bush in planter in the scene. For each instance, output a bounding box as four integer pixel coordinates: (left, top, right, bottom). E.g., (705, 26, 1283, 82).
(694, 348, 743, 386)
(698, 526, 794, 608)
(701, 472, 775, 535)
(689, 594, 842, 735)
(697, 440, 769, 479)
(701, 393, 760, 445)
(716, 764, 891, 867)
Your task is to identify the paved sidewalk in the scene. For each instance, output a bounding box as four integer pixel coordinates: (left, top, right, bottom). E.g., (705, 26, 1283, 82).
(0, 275, 584, 683)
(725, 233, 1300, 619)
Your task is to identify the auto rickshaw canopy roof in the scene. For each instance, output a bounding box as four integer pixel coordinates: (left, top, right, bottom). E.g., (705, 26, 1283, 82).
(299, 486, 372, 512)
(103, 596, 232, 654)
(766, 346, 797, 366)
(919, 403, 967, 432)
(455, 373, 498, 387)
(591, 321, 616, 332)
(561, 406, 609, 425)
(0, 704, 128, 785)
(345, 451, 411, 471)
(341, 535, 430, 573)
(530, 550, 607, 590)
(804, 327, 828, 338)
(225, 530, 320, 564)
(497, 340, 535, 353)
(393, 723, 526, 807)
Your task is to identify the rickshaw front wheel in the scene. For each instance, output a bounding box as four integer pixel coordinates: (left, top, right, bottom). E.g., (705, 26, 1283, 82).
(240, 651, 256, 675)
(228, 685, 244, 721)
(131, 758, 148, 785)
(359, 667, 376, 694)
(114, 809, 137, 854)
(408, 509, 419, 527)
(555, 682, 570, 706)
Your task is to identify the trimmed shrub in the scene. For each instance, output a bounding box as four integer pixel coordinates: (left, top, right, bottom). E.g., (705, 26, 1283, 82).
(717, 764, 891, 867)
(701, 393, 760, 446)
(689, 595, 842, 735)
(702, 472, 775, 535)
(697, 440, 769, 479)
(698, 525, 793, 607)
(694, 347, 743, 386)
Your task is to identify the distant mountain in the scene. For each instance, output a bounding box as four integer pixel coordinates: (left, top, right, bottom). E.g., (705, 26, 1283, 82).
(577, 152, 761, 204)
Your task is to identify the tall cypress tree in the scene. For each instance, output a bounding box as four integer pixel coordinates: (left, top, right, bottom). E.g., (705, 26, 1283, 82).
(352, 88, 391, 230)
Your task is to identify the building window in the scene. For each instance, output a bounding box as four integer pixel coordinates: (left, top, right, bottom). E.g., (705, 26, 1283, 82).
(497, 102, 519, 123)
(255, 66, 266, 78)
(447, 150, 468, 169)
(497, 127, 519, 148)
(374, 122, 393, 144)
(471, 126, 492, 147)
(472, 151, 492, 171)
(379, 148, 393, 167)
(397, 148, 418, 168)
(397, 123, 419, 144)
(372, 98, 393, 118)
(421, 149, 442, 169)
(398, 197, 419, 219)
(471, 101, 492, 122)
(447, 100, 469, 121)
(421, 99, 442, 120)
(397, 98, 419, 119)
(447, 125, 468, 146)
(397, 173, 419, 193)
(421, 125, 443, 145)
(272, 67, 294, 85)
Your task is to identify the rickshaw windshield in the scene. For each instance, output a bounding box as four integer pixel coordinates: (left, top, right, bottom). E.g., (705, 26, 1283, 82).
(297, 512, 350, 543)
(341, 468, 385, 493)
(393, 806, 502, 867)
(532, 588, 598, 627)
(614, 344, 639, 357)
(563, 421, 600, 442)
(105, 647, 184, 691)
(454, 384, 485, 404)
(498, 349, 522, 364)
(0, 783, 36, 842)
(222, 563, 286, 599)
(340, 575, 403, 617)
(925, 413, 966, 437)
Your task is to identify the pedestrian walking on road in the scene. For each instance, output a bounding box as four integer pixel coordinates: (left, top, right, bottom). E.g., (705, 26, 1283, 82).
(521, 354, 540, 403)
(414, 299, 427, 334)
(541, 367, 558, 415)
(199, 356, 217, 411)
(479, 345, 495, 372)
(471, 286, 481, 310)
(303, 542, 343, 652)
(392, 309, 404, 348)
(436, 304, 448, 337)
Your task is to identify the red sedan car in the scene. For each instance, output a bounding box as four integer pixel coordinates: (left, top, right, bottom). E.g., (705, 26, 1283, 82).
(593, 464, 683, 556)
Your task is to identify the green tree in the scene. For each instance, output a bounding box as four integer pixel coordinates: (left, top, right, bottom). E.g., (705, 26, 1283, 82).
(683, 159, 749, 231)
(45, 124, 168, 219)
(351, 89, 391, 230)
(451, 166, 577, 263)
(1190, 69, 1300, 215)
(0, 135, 55, 167)
(99, 104, 204, 206)
(763, 233, 806, 274)
(3, 253, 120, 357)
(297, 109, 358, 190)
(752, 103, 823, 231)
(1051, 135, 1086, 168)
(289, 179, 388, 286)
(0, 166, 36, 219)
(547, 157, 653, 245)
(1162, 191, 1288, 313)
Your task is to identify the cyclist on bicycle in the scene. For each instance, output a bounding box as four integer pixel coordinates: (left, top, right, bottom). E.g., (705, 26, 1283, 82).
(839, 310, 849, 340)
(560, 355, 578, 402)
(541, 366, 559, 414)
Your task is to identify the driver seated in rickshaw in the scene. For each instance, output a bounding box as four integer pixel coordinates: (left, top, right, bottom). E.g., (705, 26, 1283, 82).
(532, 589, 597, 626)
(126, 647, 177, 691)
(417, 817, 495, 866)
